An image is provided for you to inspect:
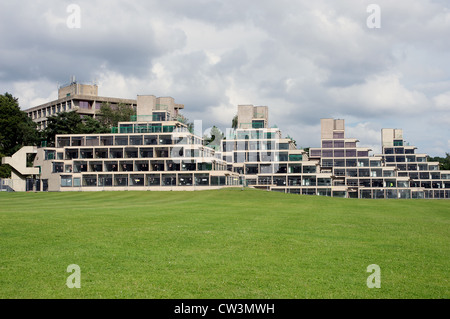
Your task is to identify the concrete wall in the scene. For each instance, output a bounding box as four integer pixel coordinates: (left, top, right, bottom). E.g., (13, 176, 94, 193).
(58, 83, 98, 99)
(238, 105, 255, 129)
(321, 118, 345, 139)
(137, 95, 156, 117)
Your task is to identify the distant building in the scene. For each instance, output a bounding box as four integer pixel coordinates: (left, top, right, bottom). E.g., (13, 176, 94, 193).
(24, 79, 137, 130)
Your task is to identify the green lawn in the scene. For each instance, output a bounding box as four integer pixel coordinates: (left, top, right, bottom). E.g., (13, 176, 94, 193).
(0, 188, 448, 299)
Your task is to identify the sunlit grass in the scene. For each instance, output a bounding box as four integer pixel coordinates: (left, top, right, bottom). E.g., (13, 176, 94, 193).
(0, 188, 448, 298)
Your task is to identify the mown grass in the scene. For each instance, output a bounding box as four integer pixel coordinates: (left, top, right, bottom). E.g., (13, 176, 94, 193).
(0, 188, 448, 299)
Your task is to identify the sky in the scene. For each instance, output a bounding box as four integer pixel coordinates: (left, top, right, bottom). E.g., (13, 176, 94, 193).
(1, 0, 449, 156)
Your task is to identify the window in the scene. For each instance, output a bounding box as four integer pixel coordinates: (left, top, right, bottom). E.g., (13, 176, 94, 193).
(322, 150, 333, 157)
(322, 140, 333, 148)
(83, 175, 97, 187)
(310, 149, 321, 157)
(252, 120, 264, 129)
(130, 136, 143, 145)
(53, 162, 64, 173)
(279, 152, 288, 162)
(357, 151, 369, 157)
(334, 140, 344, 148)
(45, 150, 55, 160)
(98, 175, 113, 187)
(303, 166, 316, 174)
(61, 176, 72, 187)
(370, 160, 381, 167)
(289, 154, 302, 161)
(333, 132, 344, 139)
(115, 136, 128, 145)
(73, 178, 81, 187)
(345, 149, 356, 157)
(334, 149, 345, 157)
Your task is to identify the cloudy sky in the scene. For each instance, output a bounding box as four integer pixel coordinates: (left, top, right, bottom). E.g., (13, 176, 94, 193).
(1, 0, 449, 156)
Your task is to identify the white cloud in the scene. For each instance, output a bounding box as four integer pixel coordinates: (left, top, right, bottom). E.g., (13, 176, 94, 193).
(328, 73, 431, 117)
(433, 91, 450, 111)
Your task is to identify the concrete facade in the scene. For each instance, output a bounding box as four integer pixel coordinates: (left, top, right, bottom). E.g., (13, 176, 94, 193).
(25, 81, 137, 131)
(6, 89, 450, 197)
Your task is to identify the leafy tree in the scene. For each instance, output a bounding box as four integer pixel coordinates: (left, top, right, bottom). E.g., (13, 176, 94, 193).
(80, 116, 110, 134)
(0, 93, 39, 178)
(42, 111, 108, 147)
(176, 113, 194, 132)
(428, 153, 450, 170)
(231, 114, 238, 129)
(97, 102, 135, 128)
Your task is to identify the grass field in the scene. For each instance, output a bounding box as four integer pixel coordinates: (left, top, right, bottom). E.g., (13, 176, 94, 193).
(0, 188, 449, 299)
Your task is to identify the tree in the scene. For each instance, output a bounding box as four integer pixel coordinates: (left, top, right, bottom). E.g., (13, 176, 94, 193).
(0, 93, 40, 178)
(42, 111, 83, 147)
(80, 116, 110, 134)
(176, 113, 194, 132)
(97, 102, 135, 128)
(231, 114, 238, 129)
(42, 111, 108, 147)
(428, 153, 450, 170)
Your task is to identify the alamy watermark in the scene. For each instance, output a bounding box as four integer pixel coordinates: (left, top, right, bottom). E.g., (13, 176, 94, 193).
(366, 4, 381, 29)
(66, 264, 81, 288)
(366, 264, 381, 288)
(66, 4, 81, 29)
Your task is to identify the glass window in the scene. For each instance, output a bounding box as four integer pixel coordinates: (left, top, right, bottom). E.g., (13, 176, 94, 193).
(334, 140, 344, 148)
(61, 176, 72, 187)
(334, 149, 345, 157)
(345, 149, 356, 157)
(322, 140, 333, 148)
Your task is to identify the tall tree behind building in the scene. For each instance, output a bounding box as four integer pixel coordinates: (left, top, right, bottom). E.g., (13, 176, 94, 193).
(0, 93, 40, 178)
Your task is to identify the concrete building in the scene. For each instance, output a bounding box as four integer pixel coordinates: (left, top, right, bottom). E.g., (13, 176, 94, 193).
(25, 80, 137, 130)
(308, 119, 450, 199)
(23, 95, 239, 192)
(4, 90, 450, 197)
(1, 146, 40, 192)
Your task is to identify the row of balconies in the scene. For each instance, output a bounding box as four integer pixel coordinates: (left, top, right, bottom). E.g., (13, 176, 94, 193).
(53, 160, 223, 174)
(46, 146, 216, 161)
(55, 131, 197, 148)
(60, 173, 233, 188)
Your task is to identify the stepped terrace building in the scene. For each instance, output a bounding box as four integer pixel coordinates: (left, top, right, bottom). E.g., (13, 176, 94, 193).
(26, 95, 239, 192)
(215, 105, 450, 199)
(308, 119, 450, 199)
(218, 105, 335, 196)
(3, 90, 450, 197)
